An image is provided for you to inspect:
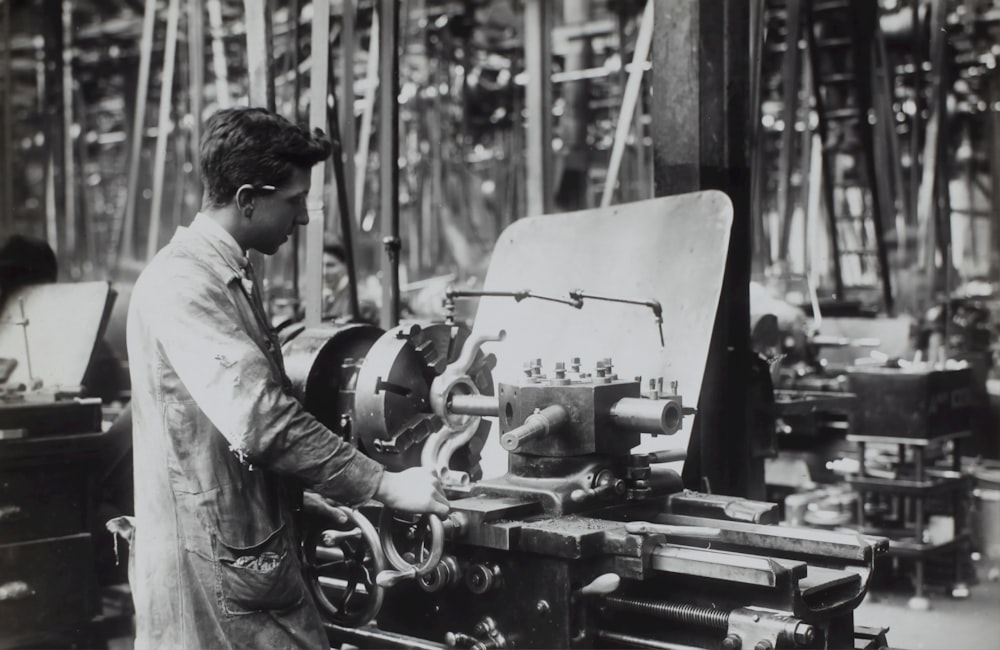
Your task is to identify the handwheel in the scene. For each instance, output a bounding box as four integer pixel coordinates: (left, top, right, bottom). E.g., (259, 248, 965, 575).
(375, 508, 445, 587)
(301, 506, 386, 626)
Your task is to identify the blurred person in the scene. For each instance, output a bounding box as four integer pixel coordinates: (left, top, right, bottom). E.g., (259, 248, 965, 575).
(124, 107, 449, 649)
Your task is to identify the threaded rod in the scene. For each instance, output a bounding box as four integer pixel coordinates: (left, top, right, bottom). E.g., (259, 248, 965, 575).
(603, 596, 730, 630)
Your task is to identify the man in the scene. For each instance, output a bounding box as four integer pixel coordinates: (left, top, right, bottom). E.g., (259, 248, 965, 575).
(126, 107, 449, 649)
(321, 237, 351, 319)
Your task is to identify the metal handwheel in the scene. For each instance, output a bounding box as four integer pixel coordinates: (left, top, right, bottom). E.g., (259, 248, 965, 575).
(302, 506, 387, 626)
(375, 509, 445, 587)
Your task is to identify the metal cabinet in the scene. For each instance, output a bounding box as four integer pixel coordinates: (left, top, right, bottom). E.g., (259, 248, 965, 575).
(0, 432, 106, 649)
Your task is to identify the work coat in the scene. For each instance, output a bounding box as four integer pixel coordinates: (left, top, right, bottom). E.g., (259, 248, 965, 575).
(126, 215, 384, 649)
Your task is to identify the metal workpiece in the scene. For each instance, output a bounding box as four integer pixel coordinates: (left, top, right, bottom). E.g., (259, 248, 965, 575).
(648, 544, 804, 588)
(609, 396, 683, 435)
(448, 393, 500, 417)
(500, 404, 569, 452)
(653, 513, 888, 563)
(667, 491, 781, 525)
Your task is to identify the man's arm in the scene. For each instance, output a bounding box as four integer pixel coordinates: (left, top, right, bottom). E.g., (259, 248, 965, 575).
(143, 267, 383, 506)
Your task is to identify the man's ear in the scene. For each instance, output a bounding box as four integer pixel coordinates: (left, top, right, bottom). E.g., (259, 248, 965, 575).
(235, 184, 255, 216)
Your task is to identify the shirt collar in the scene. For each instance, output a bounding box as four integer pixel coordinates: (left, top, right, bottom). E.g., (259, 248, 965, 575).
(187, 213, 249, 272)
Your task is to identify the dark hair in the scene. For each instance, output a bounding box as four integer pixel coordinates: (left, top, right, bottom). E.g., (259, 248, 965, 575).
(200, 107, 332, 207)
(0, 234, 57, 295)
(323, 238, 346, 263)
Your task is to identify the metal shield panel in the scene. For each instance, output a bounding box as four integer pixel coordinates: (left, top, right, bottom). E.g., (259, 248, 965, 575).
(471, 191, 733, 477)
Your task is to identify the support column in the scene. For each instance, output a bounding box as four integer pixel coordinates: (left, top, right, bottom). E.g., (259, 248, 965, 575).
(524, 0, 553, 216)
(990, 72, 1000, 282)
(652, 0, 756, 498)
(378, 0, 400, 329)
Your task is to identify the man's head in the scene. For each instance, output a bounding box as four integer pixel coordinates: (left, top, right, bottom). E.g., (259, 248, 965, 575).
(0, 234, 57, 297)
(200, 108, 332, 254)
(323, 238, 347, 288)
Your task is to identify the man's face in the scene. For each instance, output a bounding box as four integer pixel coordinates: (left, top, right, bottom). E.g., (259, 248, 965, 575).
(250, 167, 310, 255)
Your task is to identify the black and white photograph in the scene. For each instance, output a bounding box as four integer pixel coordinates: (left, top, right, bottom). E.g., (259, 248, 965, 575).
(1, 1, 999, 649)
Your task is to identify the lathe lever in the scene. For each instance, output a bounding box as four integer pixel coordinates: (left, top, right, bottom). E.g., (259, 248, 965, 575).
(574, 573, 621, 598)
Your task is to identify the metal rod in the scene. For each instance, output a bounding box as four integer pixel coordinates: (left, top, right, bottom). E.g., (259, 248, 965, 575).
(304, 0, 330, 327)
(325, 623, 449, 650)
(378, 0, 400, 329)
(17, 299, 33, 381)
(60, 0, 75, 263)
(524, 0, 553, 215)
(448, 394, 499, 417)
(603, 596, 729, 629)
(500, 405, 568, 452)
(596, 630, 705, 650)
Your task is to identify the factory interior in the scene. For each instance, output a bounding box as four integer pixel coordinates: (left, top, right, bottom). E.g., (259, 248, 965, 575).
(2, 0, 1000, 648)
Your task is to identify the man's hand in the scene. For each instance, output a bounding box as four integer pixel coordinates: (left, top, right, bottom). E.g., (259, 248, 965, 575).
(375, 467, 450, 517)
(302, 490, 351, 525)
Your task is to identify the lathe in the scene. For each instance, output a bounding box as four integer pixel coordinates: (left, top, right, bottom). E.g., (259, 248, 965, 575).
(280, 194, 890, 650)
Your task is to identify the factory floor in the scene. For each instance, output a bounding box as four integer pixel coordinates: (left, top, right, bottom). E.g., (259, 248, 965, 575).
(855, 557, 1000, 650)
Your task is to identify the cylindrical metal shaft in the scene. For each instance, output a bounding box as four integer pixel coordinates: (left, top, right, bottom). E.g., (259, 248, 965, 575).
(448, 393, 499, 417)
(610, 398, 682, 435)
(500, 405, 568, 452)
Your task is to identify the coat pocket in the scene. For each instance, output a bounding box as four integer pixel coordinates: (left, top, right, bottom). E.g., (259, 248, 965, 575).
(214, 524, 305, 616)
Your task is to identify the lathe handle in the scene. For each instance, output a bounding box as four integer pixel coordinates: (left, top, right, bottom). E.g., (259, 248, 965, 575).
(575, 573, 621, 597)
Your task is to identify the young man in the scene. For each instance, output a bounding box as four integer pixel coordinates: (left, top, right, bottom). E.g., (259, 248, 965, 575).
(126, 107, 448, 649)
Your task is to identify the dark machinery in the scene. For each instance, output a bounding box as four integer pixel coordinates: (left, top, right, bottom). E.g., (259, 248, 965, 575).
(282, 318, 889, 650)
(278, 193, 888, 650)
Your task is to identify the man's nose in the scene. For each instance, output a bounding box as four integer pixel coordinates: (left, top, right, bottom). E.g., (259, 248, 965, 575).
(295, 209, 310, 226)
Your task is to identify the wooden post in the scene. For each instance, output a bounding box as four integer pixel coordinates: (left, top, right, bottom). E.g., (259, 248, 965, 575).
(652, 0, 755, 499)
(188, 0, 204, 187)
(207, 0, 231, 108)
(600, 0, 653, 208)
(524, 0, 553, 216)
(304, 0, 330, 327)
(244, 0, 275, 109)
(378, 0, 400, 329)
(355, 8, 379, 224)
(990, 72, 1000, 282)
(1, 0, 11, 235)
(340, 0, 357, 224)
(776, 0, 802, 264)
(146, 0, 181, 262)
